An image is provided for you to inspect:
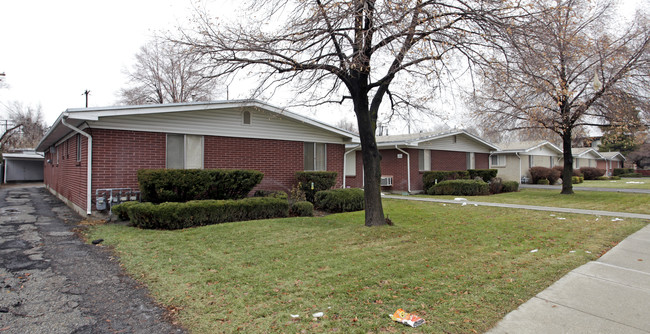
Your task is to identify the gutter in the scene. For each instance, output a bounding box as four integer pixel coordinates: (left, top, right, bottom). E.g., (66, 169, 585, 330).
(61, 115, 92, 215)
(516, 152, 522, 184)
(395, 145, 411, 193)
(343, 145, 360, 188)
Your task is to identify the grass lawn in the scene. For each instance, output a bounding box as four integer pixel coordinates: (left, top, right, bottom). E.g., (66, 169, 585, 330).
(86, 199, 647, 333)
(578, 178, 650, 190)
(418, 188, 650, 215)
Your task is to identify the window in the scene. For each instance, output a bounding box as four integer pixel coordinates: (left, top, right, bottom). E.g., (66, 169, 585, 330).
(345, 152, 356, 176)
(166, 134, 204, 169)
(304, 142, 326, 171)
(491, 154, 505, 167)
(76, 134, 82, 162)
(242, 110, 252, 125)
(466, 152, 475, 169)
(418, 149, 431, 171)
(55, 145, 59, 165)
(528, 155, 534, 167)
(549, 156, 554, 167)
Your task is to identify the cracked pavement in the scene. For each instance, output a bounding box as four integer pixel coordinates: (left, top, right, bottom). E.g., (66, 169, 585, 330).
(0, 185, 184, 333)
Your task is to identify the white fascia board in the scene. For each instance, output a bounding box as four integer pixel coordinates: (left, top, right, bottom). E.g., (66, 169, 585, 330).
(524, 141, 563, 154)
(410, 130, 499, 151)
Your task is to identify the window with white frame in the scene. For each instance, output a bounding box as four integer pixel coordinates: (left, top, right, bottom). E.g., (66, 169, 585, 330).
(166, 134, 204, 169)
(466, 152, 475, 169)
(418, 149, 431, 171)
(304, 142, 327, 171)
(549, 156, 554, 167)
(491, 154, 506, 167)
(345, 151, 356, 176)
(76, 134, 82, 162)
(528, 155, 534, 167)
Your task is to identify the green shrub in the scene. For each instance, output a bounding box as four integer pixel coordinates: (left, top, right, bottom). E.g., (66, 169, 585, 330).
(422, 170, 470, 190)
(427, 179, 489, 196)
(295, 171, 338, 203)
(610, 176, 621, 180)
(468, 169, 498, 182)
(253, 190, 288, 200)
(579, 167, 605, 180)
(537, 179, 550, 185)
(111, 201, 140, 221)
(619, 173, 643, 178)
(502, 181, 519, 193)
(613, 168, 634, 176)
(314, 188, 364, 213)
(530, 167, 561, 184)
(595, 176, 609, 180)
(138, 169, 263, 203)
(290, 201, 313, 217)
(571, 176, 583, 184)
(128, 197, 288, 230)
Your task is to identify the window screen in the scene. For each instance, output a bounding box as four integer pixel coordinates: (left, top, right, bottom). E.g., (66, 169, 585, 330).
(166, 134, 185, 169)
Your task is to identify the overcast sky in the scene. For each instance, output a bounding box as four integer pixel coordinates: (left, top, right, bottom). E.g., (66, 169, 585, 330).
(0, 0, 644, 130)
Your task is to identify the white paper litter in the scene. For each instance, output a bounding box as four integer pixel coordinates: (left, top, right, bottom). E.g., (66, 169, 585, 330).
(474, 204, 478, 207)
(454, 198, 468, 201)
(461, 202, 467, 206)
(550, 214, 556, 217)
(611, 218, 624, 222)
(585, 251, 592, 254)
(569, 250, 576, 253)
(313, 312, 324, 318)
(556, 217, 566, 220)
(530, 249, 539, 253)
(626, 181, 644, 184)
(290, 314, 300, 318)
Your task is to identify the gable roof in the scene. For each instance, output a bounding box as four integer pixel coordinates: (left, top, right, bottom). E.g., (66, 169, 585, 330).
(36, 100, 359, 151)
(599, 151, 626, 161)
(374, 130, 499, 150)
(494, 140, 563, 154)
(571, 147, 604, 159)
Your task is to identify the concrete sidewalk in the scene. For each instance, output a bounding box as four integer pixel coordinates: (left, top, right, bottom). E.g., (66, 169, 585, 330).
(381, 195, 650, 220)
(520, 184, 650, 194)
(487, 224, 650, 333)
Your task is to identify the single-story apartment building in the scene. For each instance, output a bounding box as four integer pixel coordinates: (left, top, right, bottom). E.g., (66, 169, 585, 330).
(35, 100, 358, 216)
(598, 152, 626, 176)
(2, 150, 44, 183)
(567, 147, 603, 169)
(344, 130, 498, 193)
(489, 141, 563, 183)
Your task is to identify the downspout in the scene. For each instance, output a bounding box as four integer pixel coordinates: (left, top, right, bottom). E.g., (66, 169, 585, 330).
(516, 152, 522, 183)
(395, 146, 411, 193)
(343, 145, 360, 188)
(61, 115, 92, 215)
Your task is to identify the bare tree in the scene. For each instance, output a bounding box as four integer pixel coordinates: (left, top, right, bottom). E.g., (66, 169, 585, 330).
(180, 0, 521, 226)
(1, 102, 48, 152)
(473, 0, 650, 194)
(119, 38, 220, 105)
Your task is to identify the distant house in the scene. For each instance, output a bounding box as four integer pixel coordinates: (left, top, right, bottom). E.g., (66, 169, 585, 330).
(35, 100, 357, 216)
(598, 152, 626, 176)
(490, 141, 563, 183)
(2, 150, 44, 183)
(344, 130, 498, 193)
(568, 147, 604, 169)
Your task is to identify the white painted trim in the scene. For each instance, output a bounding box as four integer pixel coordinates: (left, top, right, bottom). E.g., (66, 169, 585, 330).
(395, 146, 411, 193)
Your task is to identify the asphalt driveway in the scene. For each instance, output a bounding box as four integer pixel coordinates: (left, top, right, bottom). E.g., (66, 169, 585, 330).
(0, 185, 184, 334)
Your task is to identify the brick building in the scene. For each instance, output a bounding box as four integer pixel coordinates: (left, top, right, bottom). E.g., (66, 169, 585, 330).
(344, 131, 498, 193)
(36, 100, 357, 215)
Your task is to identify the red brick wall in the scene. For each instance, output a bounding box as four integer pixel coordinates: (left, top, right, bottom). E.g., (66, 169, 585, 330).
(432, 150, 467, 170)
(43, 129, 346, 212)
(476, 153, 489, 169)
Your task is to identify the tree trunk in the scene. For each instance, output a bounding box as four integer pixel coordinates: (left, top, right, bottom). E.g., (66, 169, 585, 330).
(560, 129, 574, 194)
(353, 96, 386, 227)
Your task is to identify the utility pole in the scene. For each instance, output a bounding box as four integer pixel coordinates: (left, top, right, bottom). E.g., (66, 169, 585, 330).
(82, 90, 91, 108)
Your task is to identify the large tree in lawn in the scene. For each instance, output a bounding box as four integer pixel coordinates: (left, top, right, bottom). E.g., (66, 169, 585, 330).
(181, 0, 519, 226)
(473, 0, 649, 194)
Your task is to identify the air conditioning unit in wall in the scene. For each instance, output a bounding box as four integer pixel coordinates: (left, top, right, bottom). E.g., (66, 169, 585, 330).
(380, 176, 393, 187)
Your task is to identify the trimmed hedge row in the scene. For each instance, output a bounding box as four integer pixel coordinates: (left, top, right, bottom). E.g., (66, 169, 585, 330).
(613, 168, 635, 176)
(619, 173, 643, 178)
(579, 167, 605, 180)
(314, 188, 364, 213)
(468, 169, 498, 182)
(127, 197, 288, 230)
(138, 169, 263, 203)
(290, 201, 314, 217)
(422, 169, 498, 190)
(427, 180, 489, 196)
(295, 171, 338, 203)
(111, 201, 140, 221)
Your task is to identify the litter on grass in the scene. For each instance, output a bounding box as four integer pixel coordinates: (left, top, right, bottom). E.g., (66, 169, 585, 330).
(530, 249, 539, 253)
(569, 251, 576, 253)
(556, 217, 566, 220)
(626, 181, 644, 184)
(461, 202, 467, 206)
(390, 309, 425, 328)
(290, 314, 300, 318)
(454, 198, 468, 201)
(313, 312, 324, 318)
(549, 214, 556, 217)
(611, 218, 624, 222)
(585, 251, 592, 254)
